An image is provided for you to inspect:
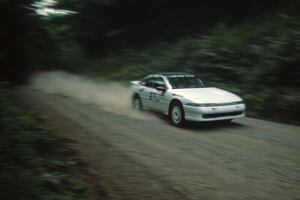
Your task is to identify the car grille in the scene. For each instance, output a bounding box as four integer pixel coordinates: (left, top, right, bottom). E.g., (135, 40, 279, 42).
(202, 111, 243, 119)
(210, 101, 244, 106)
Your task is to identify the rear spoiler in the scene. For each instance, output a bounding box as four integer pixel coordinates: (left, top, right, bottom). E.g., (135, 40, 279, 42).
(130, 81, 140, 85)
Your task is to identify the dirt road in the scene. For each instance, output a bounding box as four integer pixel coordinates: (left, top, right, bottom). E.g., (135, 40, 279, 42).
(19, 88, 300, 200)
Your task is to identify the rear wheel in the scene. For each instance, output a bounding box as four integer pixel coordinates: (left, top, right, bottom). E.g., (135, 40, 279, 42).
(169, 102, 185, 126)
(132, 96, 143, 111)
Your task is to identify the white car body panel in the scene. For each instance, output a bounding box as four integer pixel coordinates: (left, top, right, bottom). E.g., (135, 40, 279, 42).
(172, 87, 241, 103)
(131, 73, 246, 122)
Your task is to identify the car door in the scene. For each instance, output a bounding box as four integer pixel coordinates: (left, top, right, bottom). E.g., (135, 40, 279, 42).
(138, 77, 154, 108)
(148, 77, 168, 111)
(145, 77, 160, 109)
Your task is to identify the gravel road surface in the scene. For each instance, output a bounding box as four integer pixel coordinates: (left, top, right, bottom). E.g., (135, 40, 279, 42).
(18, 88, 300, 200)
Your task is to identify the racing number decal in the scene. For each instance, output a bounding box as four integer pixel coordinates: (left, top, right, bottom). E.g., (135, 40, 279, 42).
(149, 92, 162, 103)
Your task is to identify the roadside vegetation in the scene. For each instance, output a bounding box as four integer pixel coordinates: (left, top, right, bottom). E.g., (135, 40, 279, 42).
(0, 1, 299, 198)
(0, 86, 88, 200)
(2, 1, 299, 124)
(84, 13, 300, 124)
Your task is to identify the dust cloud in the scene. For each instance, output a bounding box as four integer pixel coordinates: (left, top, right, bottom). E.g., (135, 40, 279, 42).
(30, 71, 151, 119)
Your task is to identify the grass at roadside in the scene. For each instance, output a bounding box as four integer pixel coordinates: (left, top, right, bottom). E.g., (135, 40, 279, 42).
(0, 85, 89, 200)
(80, 12, 300, 125)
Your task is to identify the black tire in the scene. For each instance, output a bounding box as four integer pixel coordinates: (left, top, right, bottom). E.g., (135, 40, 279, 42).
(132, 95, 143, 111)
(169, 102, 185, 127)
(222, 119, 233, 124)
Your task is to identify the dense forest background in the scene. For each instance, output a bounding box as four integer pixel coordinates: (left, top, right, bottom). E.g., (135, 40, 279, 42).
(1, 0, 300, 122)
(0, 1, 299, 199)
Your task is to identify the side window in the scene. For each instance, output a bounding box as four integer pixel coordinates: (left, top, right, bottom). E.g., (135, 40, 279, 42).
(140, 77, 152, 87)
(145, 77, 154, 88)
(141, 77, 166, 88)
(152, 77, 166, 88)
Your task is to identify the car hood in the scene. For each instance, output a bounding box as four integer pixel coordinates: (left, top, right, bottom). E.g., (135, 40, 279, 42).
(172, 87, 242, 103)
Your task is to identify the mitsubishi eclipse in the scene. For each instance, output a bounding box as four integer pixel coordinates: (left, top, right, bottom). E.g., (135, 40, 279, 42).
(131, 72, 245, 126)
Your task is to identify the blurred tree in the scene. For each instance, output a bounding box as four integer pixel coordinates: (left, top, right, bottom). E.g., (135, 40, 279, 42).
(53, 0, 298, 56)
(0, 0, 32, 83)
(0, 0, 58, 84)
(1, 0, 299, 83)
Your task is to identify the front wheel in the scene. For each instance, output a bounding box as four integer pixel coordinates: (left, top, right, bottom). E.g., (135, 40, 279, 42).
(169, 103, 185, 126)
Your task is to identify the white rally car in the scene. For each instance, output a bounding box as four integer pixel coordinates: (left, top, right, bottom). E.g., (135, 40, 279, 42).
(131, 72, 245, 126)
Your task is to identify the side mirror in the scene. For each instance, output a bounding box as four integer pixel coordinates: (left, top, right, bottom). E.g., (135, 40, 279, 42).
(156, 86, 167, 92)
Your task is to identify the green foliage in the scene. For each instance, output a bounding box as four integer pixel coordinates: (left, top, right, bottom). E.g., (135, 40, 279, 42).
(0, 86, 88, 200)
(87, 13, 300, 124)
(2, 0, 298, 123)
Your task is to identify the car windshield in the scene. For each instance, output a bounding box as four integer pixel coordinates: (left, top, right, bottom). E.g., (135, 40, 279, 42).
(167, 75, 206, 89)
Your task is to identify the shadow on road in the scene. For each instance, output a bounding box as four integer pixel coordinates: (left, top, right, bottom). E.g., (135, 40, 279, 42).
(144, 110, 247, 131)
(184, 121, 246, 131)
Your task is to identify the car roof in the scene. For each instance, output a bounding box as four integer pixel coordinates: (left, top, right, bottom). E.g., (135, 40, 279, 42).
(152, 72, 195, 77)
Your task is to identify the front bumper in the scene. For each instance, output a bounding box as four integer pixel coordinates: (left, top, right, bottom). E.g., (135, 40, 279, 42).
(183, 103, 246, 122)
